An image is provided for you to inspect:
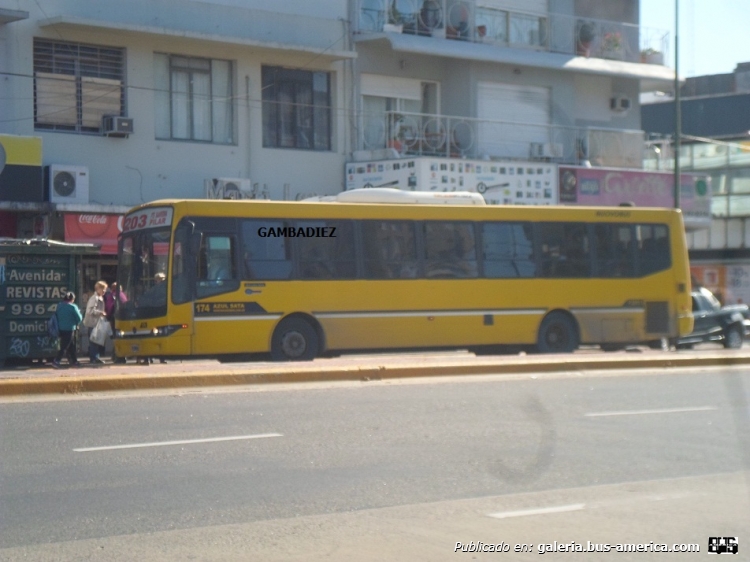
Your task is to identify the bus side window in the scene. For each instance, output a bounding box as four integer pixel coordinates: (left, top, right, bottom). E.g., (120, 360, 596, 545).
(593, 224, 635, 278)
(538, 223, 590, 278)
(637, 224, 671, 276)
(361, 221, 418, 279)
(423, 221, 478, 279)
(482, 222, 535, 278)
(295, 221, 355, 280)
(241, 220, 293, 280)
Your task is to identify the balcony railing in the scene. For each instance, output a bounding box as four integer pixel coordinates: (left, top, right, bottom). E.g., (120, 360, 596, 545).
(644, 137, 750, 172)
(357, 0, 668, 65)
(360, 110, 645, 168)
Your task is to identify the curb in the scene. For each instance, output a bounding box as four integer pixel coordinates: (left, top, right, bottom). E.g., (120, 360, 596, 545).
(2, 353, 750, 396)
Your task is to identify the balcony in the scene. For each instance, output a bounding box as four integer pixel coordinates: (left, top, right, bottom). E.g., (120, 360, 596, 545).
(357, 0, 668, 65)
(359, 110, 646, 169)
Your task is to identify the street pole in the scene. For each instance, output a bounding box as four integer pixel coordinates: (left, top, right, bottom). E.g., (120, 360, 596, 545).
(674, 0, 681, 209)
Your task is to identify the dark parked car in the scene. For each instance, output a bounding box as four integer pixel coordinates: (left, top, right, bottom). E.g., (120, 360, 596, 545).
(676, 287, 750, 349)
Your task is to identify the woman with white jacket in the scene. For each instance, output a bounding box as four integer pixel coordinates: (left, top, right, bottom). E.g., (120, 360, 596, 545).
(84, 280, 108, 364)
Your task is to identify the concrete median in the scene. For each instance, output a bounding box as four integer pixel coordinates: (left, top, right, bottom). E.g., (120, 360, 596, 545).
(2, 349, 750, 396)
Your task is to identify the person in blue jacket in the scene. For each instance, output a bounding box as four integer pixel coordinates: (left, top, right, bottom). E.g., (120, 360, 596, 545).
(52, 292, 83, 368)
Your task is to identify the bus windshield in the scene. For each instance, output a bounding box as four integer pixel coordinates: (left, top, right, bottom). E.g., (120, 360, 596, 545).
(117, 228, 171, 320)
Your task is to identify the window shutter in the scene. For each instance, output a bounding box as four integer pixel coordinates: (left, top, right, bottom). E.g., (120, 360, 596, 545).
(81, 77, 122, 129)
(361, 74, 422, 101)
(35, 72, 77, 126)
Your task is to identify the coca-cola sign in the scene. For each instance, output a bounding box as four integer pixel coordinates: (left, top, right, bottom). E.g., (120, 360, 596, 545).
(76, 214, 114, 238)
(78, 214, 109, 224)
(64, 213, 124, 254)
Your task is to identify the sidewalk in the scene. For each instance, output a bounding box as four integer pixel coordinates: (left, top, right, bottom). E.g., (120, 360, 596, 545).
(2, 346, 750, 396)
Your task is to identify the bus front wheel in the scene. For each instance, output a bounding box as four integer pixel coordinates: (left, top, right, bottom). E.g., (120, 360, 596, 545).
(271, 317, 319, 361)
(536, 313, 578, 353)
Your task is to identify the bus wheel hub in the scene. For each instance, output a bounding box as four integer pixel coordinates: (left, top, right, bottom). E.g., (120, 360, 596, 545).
(281, 331, 306, 357)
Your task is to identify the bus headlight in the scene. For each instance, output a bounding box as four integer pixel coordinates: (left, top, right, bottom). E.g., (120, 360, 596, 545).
(150, 325, 185, 337)
(115, 330, 125, 338)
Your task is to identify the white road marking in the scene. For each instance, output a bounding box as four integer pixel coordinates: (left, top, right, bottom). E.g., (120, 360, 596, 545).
(74, 433, 283, 452)
(488, 503, 585, 519)
(585, 406, 717, 417)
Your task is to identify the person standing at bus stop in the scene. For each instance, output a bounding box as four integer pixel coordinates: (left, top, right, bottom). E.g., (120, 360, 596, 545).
(52, 292, 83, 368)
(84, 280, 108, 364)
(104, 282, 127, 363)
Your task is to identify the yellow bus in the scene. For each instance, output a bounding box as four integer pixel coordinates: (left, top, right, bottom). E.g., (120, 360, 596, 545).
(114, 189, 693, 361)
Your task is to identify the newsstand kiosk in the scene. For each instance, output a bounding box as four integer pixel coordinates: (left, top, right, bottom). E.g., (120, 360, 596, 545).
(0, 239, 98, 368)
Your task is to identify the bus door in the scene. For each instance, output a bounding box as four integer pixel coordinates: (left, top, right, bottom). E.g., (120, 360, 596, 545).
(190, 231, 250, 355)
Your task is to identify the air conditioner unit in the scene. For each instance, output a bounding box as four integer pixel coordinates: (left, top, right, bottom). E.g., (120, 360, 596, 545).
(102, 115, 134, 137)
(530, 142, 563, 159)
(46, 165, 90, 205)
(610, 95, 632, 112)
(206, 177, 253, 199)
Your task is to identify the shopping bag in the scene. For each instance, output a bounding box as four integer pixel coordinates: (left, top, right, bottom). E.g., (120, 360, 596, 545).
(47, 313, 60, 338)
(90, 317, 112, 346)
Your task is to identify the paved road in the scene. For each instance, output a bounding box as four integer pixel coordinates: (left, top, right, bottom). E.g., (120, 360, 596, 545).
(1, 365, 749, 560)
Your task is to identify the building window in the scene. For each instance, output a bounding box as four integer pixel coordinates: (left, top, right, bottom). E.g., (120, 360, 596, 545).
(33, 39, 125, 133)
(154, 54, 234, 144)
(262, 66, 331, 151)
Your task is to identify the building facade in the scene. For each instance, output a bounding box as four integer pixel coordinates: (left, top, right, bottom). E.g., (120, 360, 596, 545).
(642, 63, 750, 304)
(0, 0, 356, 288)
(1, 0, 679, 289)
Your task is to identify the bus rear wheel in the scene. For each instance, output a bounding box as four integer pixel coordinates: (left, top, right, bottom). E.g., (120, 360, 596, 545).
(271, 317, 319, 361)
(536, 313, 578, 353)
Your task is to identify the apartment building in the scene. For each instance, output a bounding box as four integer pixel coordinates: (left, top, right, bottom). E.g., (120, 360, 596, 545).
(353, 0, 672, 167)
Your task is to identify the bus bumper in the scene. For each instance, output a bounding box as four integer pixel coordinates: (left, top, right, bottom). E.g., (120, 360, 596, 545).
(678, 313, 694, 337)
(115, 335, 190, 358)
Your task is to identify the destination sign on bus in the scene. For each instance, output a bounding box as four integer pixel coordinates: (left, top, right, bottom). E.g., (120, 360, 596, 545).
(122, 207, 173, 233)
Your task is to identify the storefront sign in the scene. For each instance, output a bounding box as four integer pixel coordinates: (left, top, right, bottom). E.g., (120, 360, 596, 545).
(559, 167, 711, 229)
(64, 214, 123, 254)
(0, 254, 70, 359)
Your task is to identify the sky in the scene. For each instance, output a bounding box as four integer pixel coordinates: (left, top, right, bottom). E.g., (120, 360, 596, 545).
(640, 0, 750, 77)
